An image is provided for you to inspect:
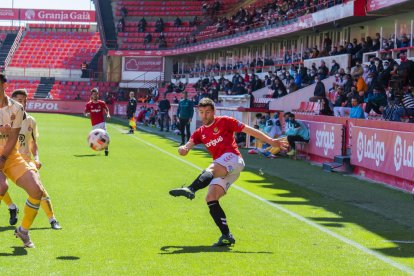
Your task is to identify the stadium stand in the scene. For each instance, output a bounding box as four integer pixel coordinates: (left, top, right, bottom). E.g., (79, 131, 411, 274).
(114, 0, 239, 17)
(28, 23, 92, 32)
(4, 79, 40, 99)
(9, 31, 101, 69)
(118, 21, 197, 50)
(113, 0, 240, 49)
(49, 80, 118, 101)
(0, 26, 19, 69)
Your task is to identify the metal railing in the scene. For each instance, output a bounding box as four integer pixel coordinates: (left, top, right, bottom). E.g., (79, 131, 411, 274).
(4, 26, 24, 68)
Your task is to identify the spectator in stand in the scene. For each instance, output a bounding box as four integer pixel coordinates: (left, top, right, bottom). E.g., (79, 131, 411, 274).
(333, 86, 351, 117)
(151, 86, 159, 101)
(320, 97, 333, 116)
(158, 39, 167, 49)
(271, 78, 287, 98)
(190, 16, 200, 27)
(166, 82, 174, 93)
(400, 34, 410, 48)
(338, 45, 347, 54)
(157, 32, 165, 42)
(364, 85, 387, 117)
(120, 6, 128, 19)
(202, 3, 208, 14)
(310, 47, 320, 58)
(398, 52, 414, 87)
(177, 92, 194, 146)
(138, 17, 147, 32)
(213, 1, 221, 12)
(343, 74, 353, 94)
(323, 34, 332, 53)
(330, 60, 340, 76)
(318, 60, 329, 80)
(351, 61, 363, 78)
(155, 18, 164, 33)
(395, 87, 414, 122)
(144, 33, 152, 44)
(158, 93, 171, 132)
(310, 76, 326, 102)
(330, 46, 339, 56)
(174, 17, 182, 27)
(81, 61, 88, 78)
(294, 71, 302, 89)
(287, 79, 298, 93)
(284, 112, 310, 156)
(378, 60, 392, 87)
(117, 19, 125, 33)
(349, 97, 365, 119)
(173, 96, 179, 104)
(355, 74, 368, 94)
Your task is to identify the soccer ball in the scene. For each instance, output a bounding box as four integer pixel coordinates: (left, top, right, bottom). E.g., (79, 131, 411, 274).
(87, 129, 110, 151)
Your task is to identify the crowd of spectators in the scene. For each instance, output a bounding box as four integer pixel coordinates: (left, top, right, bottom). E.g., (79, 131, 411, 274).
(311, 52, 414, 122)
(187, 0, 344, 46)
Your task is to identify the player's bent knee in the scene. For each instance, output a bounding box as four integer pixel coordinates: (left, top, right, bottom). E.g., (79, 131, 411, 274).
(16, 170, 44, 199)
(205, 184, 225, 202)
(0, 182, 8, 195)
(210, 163, 228, 178)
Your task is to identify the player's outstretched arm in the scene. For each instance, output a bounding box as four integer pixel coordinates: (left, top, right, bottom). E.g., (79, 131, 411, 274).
(178, 139, 195, 156)
(103, 103, 111, 119)
(242, 125, 289, 150)
(31, 140, 41, 169)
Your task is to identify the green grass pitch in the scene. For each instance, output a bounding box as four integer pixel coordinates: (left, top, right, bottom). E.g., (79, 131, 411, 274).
(1, 113, 414, 275)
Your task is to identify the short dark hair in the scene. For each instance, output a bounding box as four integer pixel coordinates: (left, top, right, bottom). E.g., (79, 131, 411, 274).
(11, 89, 28, 98)
(0, 73, 7, 83)
(198, 97, 215, 109)
(91, 88, 99, 93)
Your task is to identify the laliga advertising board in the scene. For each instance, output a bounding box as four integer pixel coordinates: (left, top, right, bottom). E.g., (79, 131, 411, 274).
(351, 126, 414, 182)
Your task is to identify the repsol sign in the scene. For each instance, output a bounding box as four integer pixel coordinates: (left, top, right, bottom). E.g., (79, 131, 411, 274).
(27, 102, 59, 111)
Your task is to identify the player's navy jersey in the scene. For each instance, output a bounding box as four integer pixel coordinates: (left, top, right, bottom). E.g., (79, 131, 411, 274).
(191, 116, 245, 160)
(85, 100, 108, 126)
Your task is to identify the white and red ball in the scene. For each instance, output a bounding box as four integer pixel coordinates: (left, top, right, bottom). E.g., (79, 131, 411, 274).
(87, 129, 110, 151)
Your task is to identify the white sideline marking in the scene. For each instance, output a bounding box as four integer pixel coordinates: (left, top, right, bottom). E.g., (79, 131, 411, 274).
(110, 125, 414, 274)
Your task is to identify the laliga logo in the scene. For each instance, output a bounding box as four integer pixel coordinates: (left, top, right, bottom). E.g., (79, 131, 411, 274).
(356, 131, 364, 162)
(393, 135, 414, 171)
(25, 9, 35, 20)
(356, 131, 385, 167)
(315, 124, 334, 156)
(394, 136, 403, 171)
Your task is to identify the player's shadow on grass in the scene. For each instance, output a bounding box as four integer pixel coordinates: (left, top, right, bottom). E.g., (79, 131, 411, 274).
(73, 154, 100, 157)
(29, 227, 52, 231)
(0, 226, 14, 233)
(0, 246, 27, 256)
(56, 256, 80, 261)
(159, 246, 273, 255)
